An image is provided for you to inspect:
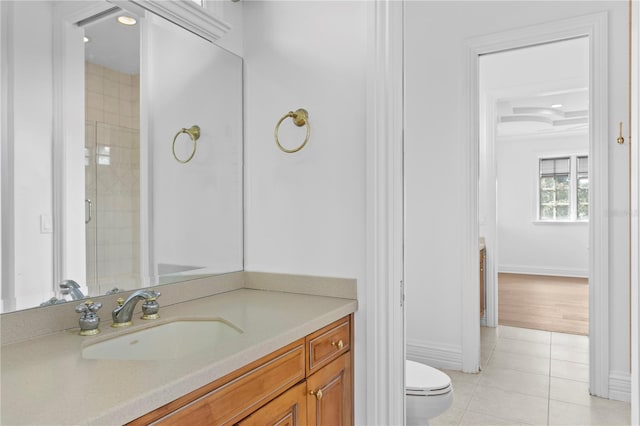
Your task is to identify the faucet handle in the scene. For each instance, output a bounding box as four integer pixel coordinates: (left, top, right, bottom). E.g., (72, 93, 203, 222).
(141, 290, 160, 320)
(75, 300, 101, 336)
(116, 297, 125, 307)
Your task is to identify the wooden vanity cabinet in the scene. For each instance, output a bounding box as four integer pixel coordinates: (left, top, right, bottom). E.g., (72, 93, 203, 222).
(306, 353, 352, 426)
(128, 314, 353, 426)
(237, 381, 308, 426)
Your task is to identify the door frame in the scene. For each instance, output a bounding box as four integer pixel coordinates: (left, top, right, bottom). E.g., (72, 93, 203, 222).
(630, 0, 639, 422)
(462, 13, 610, 395)
(365, 0, 405, 424)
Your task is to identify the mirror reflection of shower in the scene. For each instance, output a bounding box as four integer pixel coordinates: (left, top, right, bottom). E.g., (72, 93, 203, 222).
(83, 9, 141, 297)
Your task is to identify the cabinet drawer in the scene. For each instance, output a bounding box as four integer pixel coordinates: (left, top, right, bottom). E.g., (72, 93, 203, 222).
(305, 316, 350, 375)
(150, 341, 305, 426)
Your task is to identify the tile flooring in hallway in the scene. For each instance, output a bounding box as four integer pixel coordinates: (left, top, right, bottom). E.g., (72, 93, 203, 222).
(432, 326, 630, 425)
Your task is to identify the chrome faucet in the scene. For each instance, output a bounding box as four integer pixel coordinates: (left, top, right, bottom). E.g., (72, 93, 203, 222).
(111, 289, 161, 327)
(59, 280, 85, 301)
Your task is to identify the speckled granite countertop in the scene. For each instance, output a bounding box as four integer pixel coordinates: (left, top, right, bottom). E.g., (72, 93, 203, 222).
(1, 274, 357, 425)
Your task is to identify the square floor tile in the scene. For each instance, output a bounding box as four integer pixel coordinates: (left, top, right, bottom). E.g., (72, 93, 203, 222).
(551, 332, 589, 350)
(551, 359, 589, 382)
(494, 338, 550, 359)
(479, 366, 550, 398)
(488, 350, 550, 376)
(467, 384, 548, 425)
(499, 326, 551, 344)
(551, 345, 589, 364)
(481, 350, 493, 369)
(448, 379, 477, 412)
(460, 410, 533, 426)
(550, 377, 631, 411)
(431, 407, 465, 426)
(549, 399, 630, 425)
(481, 326, 500, 344)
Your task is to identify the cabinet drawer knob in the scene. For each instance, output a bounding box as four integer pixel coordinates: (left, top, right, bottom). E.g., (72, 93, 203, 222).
(309, 389, 323, 400)
(331, 340, 344, 350)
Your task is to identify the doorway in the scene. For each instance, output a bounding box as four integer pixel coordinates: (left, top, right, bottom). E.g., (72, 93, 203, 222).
(479, 37, 590, 336)
(465, 14, 610, 396)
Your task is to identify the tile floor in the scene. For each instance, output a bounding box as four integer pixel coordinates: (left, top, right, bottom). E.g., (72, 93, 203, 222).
(431, 326, 630, 425)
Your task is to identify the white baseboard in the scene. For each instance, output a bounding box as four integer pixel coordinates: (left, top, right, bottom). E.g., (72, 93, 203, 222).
(498, 265, 588, 278)
(609, 371, 631, 402)
(406, 340, 462, 371)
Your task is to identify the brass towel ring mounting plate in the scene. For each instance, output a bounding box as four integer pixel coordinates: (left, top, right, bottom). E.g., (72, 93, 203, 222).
(274, 109, 310, 153)
(172, 125, 201, 163)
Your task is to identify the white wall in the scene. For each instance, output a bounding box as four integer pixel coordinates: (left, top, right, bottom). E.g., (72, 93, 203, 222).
(2, 2, 55, 311)
(146, 14, 243, 278)
(242, 1, 367, 422)
(405, 1, 631, 386)
(496, 133, 589, 277)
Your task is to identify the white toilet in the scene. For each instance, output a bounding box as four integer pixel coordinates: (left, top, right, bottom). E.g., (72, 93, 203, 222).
(405, 360, 454, 425)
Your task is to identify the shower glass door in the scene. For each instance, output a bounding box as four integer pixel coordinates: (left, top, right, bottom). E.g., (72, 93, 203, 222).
(84, 120, 141, 296)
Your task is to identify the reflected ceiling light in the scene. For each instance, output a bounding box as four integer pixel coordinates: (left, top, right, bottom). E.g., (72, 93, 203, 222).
(513, 106, 562, 116)
(117, 15, 137, 26)
(83, 36, 90, 43)
(551, 104, 563, 108)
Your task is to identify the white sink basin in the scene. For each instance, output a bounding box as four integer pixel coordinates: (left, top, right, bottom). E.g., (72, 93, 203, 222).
(82, 318, 243, 361)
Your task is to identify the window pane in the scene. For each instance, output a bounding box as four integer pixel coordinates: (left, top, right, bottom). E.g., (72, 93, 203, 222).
(540, 159, 556, 175)
(556, 188, 569, 204)
(556, 206, 570, 219)
(540, 177, 556, 190)
(578, 204, 589, 219)
(577, 162, 588, 220)
(540, 157, 570, 176)
(540, 205, 554, 220)
(577, 156, 588, 173)
(541, 190, 555, 204)
(554, 158, 570, 174)
(577, 186, 588, 203)
(577, 177, 589, 189)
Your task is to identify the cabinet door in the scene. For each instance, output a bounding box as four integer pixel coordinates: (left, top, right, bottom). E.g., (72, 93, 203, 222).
(237, 381, 307, 426)
(306, 352, 352, 426)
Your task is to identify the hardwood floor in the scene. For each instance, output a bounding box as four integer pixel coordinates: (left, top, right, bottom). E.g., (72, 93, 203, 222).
(498, 273, 588, 336)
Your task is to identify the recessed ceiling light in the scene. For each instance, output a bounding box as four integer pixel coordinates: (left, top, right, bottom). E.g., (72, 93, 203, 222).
(551, 104, 563, 108)
(83, 36, 90, 43)
(117, 15, 137, 26)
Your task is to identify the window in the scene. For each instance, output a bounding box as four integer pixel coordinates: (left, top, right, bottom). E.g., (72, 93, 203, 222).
(538, 155, 588, 221)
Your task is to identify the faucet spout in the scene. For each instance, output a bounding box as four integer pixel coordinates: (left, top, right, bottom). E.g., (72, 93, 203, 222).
(111, 289, 161, 327)
(59, 280, 85, 301)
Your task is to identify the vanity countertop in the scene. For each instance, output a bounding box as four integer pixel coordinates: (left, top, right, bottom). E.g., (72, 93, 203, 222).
(1, 288, 357, 425)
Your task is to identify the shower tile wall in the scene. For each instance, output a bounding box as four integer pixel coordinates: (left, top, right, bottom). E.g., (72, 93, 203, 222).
(85, 62, 140, 295)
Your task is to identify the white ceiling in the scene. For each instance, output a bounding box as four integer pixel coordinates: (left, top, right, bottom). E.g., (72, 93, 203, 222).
(480, 37, 590, 137)
(84, 10, 140, 75)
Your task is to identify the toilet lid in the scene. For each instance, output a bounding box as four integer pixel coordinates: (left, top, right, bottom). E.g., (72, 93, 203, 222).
(406, 360, 452, 396)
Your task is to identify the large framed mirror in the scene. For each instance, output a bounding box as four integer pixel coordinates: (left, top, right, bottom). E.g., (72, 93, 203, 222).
(1, 0, 243, 313)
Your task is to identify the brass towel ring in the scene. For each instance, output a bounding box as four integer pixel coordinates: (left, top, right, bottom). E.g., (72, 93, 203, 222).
(274, 109, 310, 153)
(172, 125, 200, 163)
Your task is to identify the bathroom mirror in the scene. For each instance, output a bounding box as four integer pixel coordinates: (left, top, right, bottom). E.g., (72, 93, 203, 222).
(0, 0, 243, 313)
